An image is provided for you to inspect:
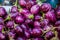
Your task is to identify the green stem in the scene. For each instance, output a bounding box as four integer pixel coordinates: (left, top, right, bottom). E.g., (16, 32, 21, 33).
(55, 31, 58, 37)
(50, 31, 59, 40)
(14, 0, 18, 6)
(4, 14, 11, 21)
(2, 29, 5, 33)
(37, 0, 43, 6)
(9, 37, 14, 40)
(41, 11, 45, 18)
(14, 23, 18, 28)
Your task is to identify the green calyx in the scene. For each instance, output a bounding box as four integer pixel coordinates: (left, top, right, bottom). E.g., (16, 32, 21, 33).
(4, 15, 11, 21)
(28, 14, 34, 19)
(2, 28, 5, 33)
(50, 32, 59, 40)
(41, 11, 45, 18)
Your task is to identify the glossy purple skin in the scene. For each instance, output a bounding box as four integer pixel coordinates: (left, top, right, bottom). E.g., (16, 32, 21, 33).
(24, 30, 31, 38)
(34, 21, 41, 28)
(16, 37, 26, 40)
(0, 25, 4, 32)
(0, 17, 4, 25)
(28, 28, 32, 33)
(56, 10, 60, 18)
(57, 10, 60, 15)
(30, 5, 40, 14)
(32, 0, 36, 1)
(11, 6, 18, 13)
(33, 38, 44, 40)
(20, 24, 29, 30)
(45, 10, 56, 22)
(23, 13, 30, 18)
(31, 28, 42, 37)
(43, 25, 52, 31)
(19, 0, 26, 7)
(8, 32, 15, 38)
(15, 25, 23, 35)
(41, 3, 51, 12)
(20, 8, 29, 15)
(45, 31, 54, 39)
(0, 7, 7, 17)
(15, 16, 24, 24)
(0, 33, 5, 39)
(26, 1, 36, 9)
(6, 21, 14, 28)
(10, 12, 19, 20)
(24, 13, 34, 19)
(56, 6, 60, 10)
(55, 20, 60, 26)
(26, 0, 36, 2)
(34, 15, 41, 21)
(40, 19, 49, 27)
(25, 19, 33, 25)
